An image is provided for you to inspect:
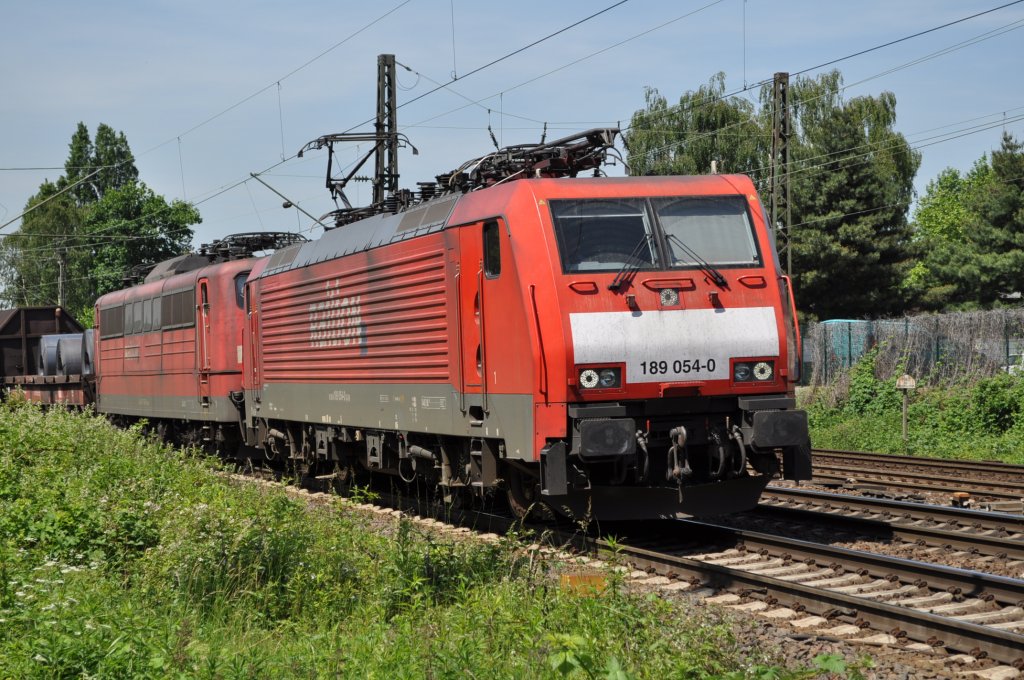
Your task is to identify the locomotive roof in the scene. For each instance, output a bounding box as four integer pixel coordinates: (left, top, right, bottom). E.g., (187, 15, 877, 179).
(259, 192, 461, 278)
(96, 257, 257, 308)
(257, 174, 758, 279)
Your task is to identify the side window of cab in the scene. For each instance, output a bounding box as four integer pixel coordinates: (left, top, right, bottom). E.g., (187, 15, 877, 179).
(483, 220, 501, 278)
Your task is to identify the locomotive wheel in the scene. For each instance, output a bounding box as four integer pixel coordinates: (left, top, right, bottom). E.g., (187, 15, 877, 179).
(505, 466, 553, 521)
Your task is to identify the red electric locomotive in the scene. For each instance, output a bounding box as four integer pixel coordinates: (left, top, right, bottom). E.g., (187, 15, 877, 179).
(94, 234, 305, 446)
(93, 129, 809, 520)
(236, 129, 810, 519)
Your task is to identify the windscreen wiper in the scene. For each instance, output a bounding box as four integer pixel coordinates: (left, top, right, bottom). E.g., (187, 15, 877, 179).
(608, 234, 654, 291)
(666, 234, 728, 288)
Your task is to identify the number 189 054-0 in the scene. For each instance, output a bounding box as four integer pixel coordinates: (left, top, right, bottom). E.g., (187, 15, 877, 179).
(639, 358, 717, 376)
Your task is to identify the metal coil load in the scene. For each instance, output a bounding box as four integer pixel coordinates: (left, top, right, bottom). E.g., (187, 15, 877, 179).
(38, 333, 83, 376)
(57, 335, 83, 376)
(38, 336, 60, 375)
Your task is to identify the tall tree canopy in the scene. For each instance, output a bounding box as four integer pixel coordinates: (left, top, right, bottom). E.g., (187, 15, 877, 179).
(0, 123, 197, 322)
(625, 70, 920, 321)
(625, 73, 767, 177)
(908, 133, 1024, 310)
(786, 74, 920, 320)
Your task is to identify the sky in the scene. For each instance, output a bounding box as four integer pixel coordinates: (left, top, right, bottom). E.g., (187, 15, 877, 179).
(1, 0, 1022, 248)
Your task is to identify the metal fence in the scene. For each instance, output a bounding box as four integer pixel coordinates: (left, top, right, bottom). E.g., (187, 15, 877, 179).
(803, 309, 1024, 386)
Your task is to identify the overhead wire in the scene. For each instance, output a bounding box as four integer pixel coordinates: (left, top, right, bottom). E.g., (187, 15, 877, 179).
(395, 0, 1022, 152)
(7, 1, 1023, 258)
(790, 0, 1024, 78)
(12, 161, 1024, 302)
(619, 0, 1024, 135)
(631, 15, 1024, 165)
(9, 105, 1021, 256)
(3, 2, 419, 238)
(399, 0, 726, 133)
(35, 1, 634, 244)
(137, 0, 416, 156)
(333, 0, 632, 136)
(7, 112, 1022, 256)
(108, 1, 637, 237)
(745, 112, 1024, 184)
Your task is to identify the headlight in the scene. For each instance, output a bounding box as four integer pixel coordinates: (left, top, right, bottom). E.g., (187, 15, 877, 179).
(753, 361, 773, 381)
(733, 360, 774, 382)
(578, 366, 621, 389)
(734, 363, 752, 381)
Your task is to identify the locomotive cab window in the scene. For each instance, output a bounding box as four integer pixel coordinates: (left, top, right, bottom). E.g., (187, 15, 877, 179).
(234, 273, 249, 309)
(483, 220, 501, 277)
(654, 196, 761, 268)
(550, 198, 655, 273)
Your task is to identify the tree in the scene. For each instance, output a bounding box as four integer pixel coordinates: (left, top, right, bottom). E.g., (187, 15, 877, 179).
(81, 182, 197, 302)
(0, 123, 197, 321)
(61, 122, 96, 207)
(625, 70, 920, 321)
(906, 133, 1024, 310)
(625, 73, 766, 177)
(786, 77, 920, 320)
(972, 133, 1024, 303)
(0, 181, 82, 311)
(57, 122, 139, 207)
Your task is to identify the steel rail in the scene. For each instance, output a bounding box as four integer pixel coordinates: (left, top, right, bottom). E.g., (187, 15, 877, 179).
(291, 473, 1024, 665)
(763, 486, 1024, 533)
(753, 494, 1024, 561)
(814, 448, 1024, 475)
(810, 464, 1024, 500)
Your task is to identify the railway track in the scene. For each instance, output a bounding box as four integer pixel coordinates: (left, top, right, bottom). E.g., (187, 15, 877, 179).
(364, 486, 1024, 668)
(814, 448, 1024, 477)
(759, 486, 1024, 562)
(810, 448, 1024, 506)
(608, 521, 1024, 668)
(260, 466, 1024, 671)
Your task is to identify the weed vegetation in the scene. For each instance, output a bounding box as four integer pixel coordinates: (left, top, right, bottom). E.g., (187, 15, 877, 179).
(804, 348, 1024, 463)
(0, 402, 866, 678)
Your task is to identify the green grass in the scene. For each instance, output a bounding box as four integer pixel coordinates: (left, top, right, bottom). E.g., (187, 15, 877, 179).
(0, 401, 863, 679)
(803, 349, 1024, 463)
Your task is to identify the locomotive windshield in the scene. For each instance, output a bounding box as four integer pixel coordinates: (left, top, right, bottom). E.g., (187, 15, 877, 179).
(550, 199, 656, 273)
(654, 196, 760, 268)
(549, 195, 761, 273)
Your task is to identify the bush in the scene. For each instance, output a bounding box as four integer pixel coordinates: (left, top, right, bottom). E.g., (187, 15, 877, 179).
(804, 352, 1024, 463)
(0, 402, 818, 678)
(844, 348, 902, 417)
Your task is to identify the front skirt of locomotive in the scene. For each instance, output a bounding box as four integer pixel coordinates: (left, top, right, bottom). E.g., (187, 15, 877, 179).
(547, 474, 771, 521)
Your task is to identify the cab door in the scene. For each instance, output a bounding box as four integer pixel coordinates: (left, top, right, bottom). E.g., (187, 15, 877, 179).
(457, 220, 501, 419)
(196, 278, 212, 409)
(457, 224, 483, 417)
(244, 282, 262, 405)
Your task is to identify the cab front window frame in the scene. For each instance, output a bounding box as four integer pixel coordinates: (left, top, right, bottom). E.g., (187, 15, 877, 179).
(548, 195, 762, 274)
